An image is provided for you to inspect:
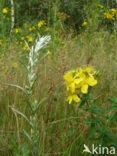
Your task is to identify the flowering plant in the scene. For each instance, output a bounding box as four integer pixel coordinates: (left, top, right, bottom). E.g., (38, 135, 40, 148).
(63, 67, 97, 104)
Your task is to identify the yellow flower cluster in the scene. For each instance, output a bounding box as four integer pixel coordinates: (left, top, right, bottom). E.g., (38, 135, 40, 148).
(23, 44, 29, 50)
(26, 20, 47, 32)
(57, 12, 70, 22)
(28, 26, 35, 32)
(37, 20, 46, 29)
(98, 4, 104, 9)
(21, 37, 24, 40)
(63, 67, 97, 104)
(2, 8, 8, 14)
(82, 21, 88, 27)
(26, 36, 33, 42)
(14, 28, 21, 33)
(104, 8, 117, 20)
(0, 40, 2, 45)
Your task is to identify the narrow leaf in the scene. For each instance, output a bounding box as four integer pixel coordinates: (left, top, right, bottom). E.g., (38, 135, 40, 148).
(12, 108, 32, 127)
(11, 56, 28, 72)
(38, 53, 48, 64)
(23, 129, 32, 144)
(34, 97, 47, 113)
(25, 40, 30, 50)
(5, 83, 29, 97)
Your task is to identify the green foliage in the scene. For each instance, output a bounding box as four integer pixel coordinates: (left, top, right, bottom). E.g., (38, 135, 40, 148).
(80, 96, 117, 147)
(109, 97, 117, 122)
(59, 0, 85, 28)
(1, 0, 117, 37)
(14, 143, 30, 156)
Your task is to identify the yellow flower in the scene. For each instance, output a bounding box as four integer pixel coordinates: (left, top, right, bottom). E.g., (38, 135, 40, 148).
(11, 62, 18, 68)
(61, 41, 65, 45)
(23, 44, 28, 50)
(98, 4, 104, 9)
(0, 40, 2, 44)
(28, 26, 35, 32)
(110, 8, 117, 15)
(47, 50, 51, 54)
(80, 75, 97, 94)
(47, 50, 51, 59)
(27, 36, 33, 42)
(86, 75, 97, 86)
(21, 37, 24, 40)
(82, 21, 87, 26)
(67, 94, 81, 104)
(28, 27, 33, 31)
(104, 10, 116, 20)
(14, 28, 21, 33)
(83, 67, 93, 73)
(3, 8, 8, 14)
(32, 26, 35, 30)
(64, 66, 97, 104)
(37, 20, 46, 29)
(81, 84, 88, 94)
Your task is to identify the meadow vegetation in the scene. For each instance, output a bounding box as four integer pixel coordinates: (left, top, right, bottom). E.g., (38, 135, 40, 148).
(0, 0, 117, 155)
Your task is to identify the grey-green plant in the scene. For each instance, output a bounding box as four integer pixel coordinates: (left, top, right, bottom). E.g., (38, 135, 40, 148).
(6, 35, 51, 155)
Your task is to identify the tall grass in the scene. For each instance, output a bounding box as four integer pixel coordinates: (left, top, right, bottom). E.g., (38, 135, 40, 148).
(0, 29, 117, 155)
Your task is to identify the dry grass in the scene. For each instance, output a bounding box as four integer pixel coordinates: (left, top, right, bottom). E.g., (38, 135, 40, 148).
(0, 29, 117, 155)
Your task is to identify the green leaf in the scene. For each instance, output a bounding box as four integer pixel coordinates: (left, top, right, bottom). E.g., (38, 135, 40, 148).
(89, 127, 97, 139)
(38, 53, 48, 64)
(5, 83, 29, 97)
(6, 83, 33, 111)
(12, 56, 29, 72)
(109, 97, 117, 105)
(107, 106, 117, 113)
(34, 97, 47, 113)
(110, 112, 117, 122)
(23, 129, 32, 144)
(25, 97, 33, 112)
(79, 98, 86, 108)
(12, 108, 33, 127)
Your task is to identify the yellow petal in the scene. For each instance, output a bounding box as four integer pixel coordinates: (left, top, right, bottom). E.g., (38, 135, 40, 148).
(74, 77, 83, 84)
(63, 74, 74, 82)
(72, 94, 81, 103)
(83, 67, 93, 73)
(70, 83, 75, 93)
(87, 77, 97, 86)
(66, 96, 72, 104)
(67, 94, 81, 104)
(81, 84, 88, 94)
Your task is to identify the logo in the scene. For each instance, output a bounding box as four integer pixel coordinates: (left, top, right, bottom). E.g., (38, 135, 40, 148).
(82, 144, 115, 155)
